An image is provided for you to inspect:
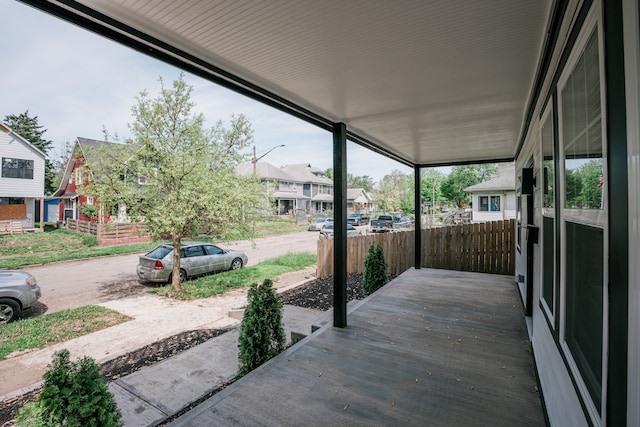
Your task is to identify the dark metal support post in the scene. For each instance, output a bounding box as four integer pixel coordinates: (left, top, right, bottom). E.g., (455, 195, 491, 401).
(414, 165, 422, 269)
(333, 122, 348, 327)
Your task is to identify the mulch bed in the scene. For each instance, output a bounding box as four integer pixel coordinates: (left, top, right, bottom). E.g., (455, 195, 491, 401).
(1, 273, 387, 426)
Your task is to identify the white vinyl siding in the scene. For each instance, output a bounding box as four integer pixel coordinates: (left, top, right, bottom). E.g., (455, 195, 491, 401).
(0, 130, 45, 198)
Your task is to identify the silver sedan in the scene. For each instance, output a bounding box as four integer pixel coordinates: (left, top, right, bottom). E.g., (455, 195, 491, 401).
(136, 242, 248, 283)
(319, 223, 362, 239)
(0, 270, 41, 323)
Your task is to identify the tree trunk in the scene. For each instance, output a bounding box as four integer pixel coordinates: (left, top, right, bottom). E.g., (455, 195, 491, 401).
(171, 235, 182, 292)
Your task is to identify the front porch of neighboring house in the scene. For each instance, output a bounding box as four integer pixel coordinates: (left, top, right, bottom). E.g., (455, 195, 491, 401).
(171, 267, 544, 426)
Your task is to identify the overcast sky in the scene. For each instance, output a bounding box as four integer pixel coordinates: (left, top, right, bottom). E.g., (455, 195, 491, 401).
(0, 0, 415, 182)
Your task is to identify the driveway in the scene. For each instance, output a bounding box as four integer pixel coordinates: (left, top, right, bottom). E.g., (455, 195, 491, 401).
(22, 231, 320, 315)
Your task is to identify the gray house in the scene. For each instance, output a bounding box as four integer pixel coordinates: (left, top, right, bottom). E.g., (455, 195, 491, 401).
(237, 162, 333, 215)
(31, 1, 640, 425)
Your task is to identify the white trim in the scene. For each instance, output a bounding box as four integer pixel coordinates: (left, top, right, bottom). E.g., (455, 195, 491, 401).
(556, 2, 608, 424)
(624, 0, 640, 424)
(539, 101, 556, 324)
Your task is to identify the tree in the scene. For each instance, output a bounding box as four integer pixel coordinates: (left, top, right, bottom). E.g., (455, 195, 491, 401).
(376, 170, 413, 214)
(84, 74, 265, 292)
(3, 111, 56, 194)
(421, 168, 446, 212)
(439, 164, 497, 207)
(324, 169, 375, 193)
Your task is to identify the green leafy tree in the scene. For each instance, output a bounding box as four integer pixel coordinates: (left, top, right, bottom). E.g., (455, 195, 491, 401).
(439, 164, 497, 207)
(3, 111, 56, 194)
(238, 279, 285, 377)
(16, 349, 121, 427)
(324, 169, 375, 193)
(421, 168, 446, 212)
(84, 74, 265, 292)
(376, 170, 413, 214)
(363, 244, 388, 294)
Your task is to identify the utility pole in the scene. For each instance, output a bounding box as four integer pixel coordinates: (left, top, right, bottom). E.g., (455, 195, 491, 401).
(252, 144, 285, 175)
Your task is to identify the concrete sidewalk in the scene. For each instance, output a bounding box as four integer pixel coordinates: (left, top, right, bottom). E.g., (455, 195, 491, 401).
(0, 267, 317, 402)
(110, 304, 326, 426)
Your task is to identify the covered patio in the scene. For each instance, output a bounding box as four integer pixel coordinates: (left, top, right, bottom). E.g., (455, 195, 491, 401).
(170, 268, 544, 426)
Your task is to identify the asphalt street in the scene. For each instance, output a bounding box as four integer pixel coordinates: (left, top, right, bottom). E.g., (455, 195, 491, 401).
(22, 230, 320, 315)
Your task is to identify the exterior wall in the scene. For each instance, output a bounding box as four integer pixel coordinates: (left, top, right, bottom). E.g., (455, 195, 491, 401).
(0, 131, 45, 199)
(470, 191, 516, 222)
(514, 0, 636, 424)
(624, 0, 640, 424)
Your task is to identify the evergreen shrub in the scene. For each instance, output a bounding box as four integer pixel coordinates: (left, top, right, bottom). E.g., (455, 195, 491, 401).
(363, 244, 388, 295)
(238, 279, 285, 377)
(16, 349, 121, 427)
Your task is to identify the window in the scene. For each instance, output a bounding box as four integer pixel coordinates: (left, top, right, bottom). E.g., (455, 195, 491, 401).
(181, 246, 205, 258)
(478, 195, 501, 212)
(75, 168, 83, 185)
(204, 245, 223, 255)
(558, 9, 606, 417)
(86, 197, 94, 206)
(2, 157, 34, 179)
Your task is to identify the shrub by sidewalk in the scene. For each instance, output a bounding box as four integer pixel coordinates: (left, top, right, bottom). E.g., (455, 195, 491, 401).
(16, 349, 121, 427)
(237, 279, 285, 377)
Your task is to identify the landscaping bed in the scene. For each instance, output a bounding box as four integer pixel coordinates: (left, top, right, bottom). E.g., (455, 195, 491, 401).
(0, 273, 385, 426)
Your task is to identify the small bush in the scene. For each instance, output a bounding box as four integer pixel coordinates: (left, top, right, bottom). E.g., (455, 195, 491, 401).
(238, 279, 285, 377)
(362, 244, 388, 295)
(16, 349, 122, 427)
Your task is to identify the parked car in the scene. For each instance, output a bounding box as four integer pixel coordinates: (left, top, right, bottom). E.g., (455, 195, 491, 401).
(0, 270, 41, 324)
(308, 217, 334, 231)
(393, 215, 415, 230)
(347, 213, 370, 226)
(136, 242, 248, 283)
(370, 215, 396, 232)
(319, 223, 362, 239)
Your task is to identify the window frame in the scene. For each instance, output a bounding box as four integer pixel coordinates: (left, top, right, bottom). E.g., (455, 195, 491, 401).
(1, 157, 34, 179)
(540, 102, 556, 323)
(556, 2, 608, 422)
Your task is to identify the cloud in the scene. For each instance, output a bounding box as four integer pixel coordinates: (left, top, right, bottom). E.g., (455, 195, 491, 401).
(1, 0, 407, 183)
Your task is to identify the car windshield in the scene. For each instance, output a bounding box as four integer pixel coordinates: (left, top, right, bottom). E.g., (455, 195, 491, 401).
(315, 219, 326, 223)
(145, 245, 173, 259)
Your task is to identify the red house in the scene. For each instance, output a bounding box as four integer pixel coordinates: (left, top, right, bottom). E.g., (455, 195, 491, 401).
(52, 137, 121, 223)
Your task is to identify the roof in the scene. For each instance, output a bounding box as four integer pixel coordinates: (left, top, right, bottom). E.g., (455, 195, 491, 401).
(28, 1, 553, 168)
(346, 188, 371, 203)
(238, 161, 332, 185)
(0, 121, 47, 159)
(52, 137, 133, 197)
(281, 164, 332, 185)
(464, 163, 516, 193)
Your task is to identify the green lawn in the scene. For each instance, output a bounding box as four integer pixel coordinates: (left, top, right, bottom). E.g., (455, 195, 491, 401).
(0, 217, 309, 269)
(150, 252, 316, 300)
(0, 306, 131, 360)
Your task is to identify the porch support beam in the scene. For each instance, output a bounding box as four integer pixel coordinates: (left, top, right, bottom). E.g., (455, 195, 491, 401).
(414, 165, 422, 269)
(333, 122, 348, 327)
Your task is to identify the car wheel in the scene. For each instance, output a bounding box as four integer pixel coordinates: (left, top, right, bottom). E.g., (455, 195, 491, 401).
(168, 269, 188, 284)
(0, 298, 20, 324)
(230, 258, 243, 270)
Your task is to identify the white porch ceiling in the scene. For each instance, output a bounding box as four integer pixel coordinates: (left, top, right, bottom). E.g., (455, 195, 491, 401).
(34, 0, 552, 166)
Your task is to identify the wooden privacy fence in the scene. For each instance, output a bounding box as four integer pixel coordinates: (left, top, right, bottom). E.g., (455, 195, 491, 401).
(65, 219, 150, 245)
(317, 231, 415, 278)
(316, 219, 515, 278)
